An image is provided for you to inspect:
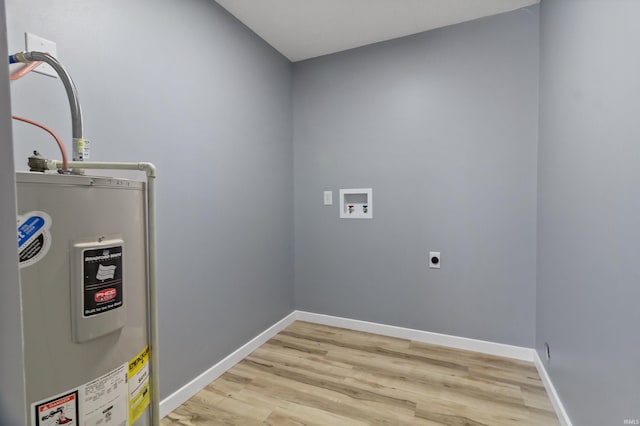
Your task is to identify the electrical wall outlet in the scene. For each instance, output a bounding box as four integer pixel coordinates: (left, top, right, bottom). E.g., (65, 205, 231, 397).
(429, 252, 441, 269)
(25, 32, 58, 78)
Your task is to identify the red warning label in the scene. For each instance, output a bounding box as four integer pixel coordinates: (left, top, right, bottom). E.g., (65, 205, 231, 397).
(34, 390, 78, 426)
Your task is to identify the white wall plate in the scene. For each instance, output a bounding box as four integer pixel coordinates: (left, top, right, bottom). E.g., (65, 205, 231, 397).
(25, 32, 58, 78)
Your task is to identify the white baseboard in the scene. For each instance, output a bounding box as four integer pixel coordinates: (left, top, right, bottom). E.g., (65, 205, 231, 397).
(159, 311, 297, 418)
(295, 310, 533, 361)
(533, 351, 573, 426)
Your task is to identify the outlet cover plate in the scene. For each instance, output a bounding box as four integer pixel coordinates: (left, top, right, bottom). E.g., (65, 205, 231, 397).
(25, 32, 57, 78)
(429, 251, 441, 269)
(323, 191, 333, 205)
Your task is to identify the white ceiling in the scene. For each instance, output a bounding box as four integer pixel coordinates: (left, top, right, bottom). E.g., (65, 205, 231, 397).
(214, 0, 539, 62)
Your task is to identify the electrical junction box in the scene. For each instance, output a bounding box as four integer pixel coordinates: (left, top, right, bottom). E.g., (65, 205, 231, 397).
(340, 188, 372, 219)
(71, 237, 126, 342)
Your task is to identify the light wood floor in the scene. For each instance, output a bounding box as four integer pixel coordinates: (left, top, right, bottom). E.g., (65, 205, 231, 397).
(161, 321, 559, 425)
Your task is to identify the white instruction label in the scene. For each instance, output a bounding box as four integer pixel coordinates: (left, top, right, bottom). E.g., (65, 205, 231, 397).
(82, 139, 91, 159)
(83, 364, 128, 426)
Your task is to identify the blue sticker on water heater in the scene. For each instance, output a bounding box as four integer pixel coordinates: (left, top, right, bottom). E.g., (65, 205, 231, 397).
(17, 211, 52, 269)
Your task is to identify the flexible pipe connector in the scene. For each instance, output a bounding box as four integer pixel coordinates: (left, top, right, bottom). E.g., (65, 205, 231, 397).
(10, 51, 84, 161)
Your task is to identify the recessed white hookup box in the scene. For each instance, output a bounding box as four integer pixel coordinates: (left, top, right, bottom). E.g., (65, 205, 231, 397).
(340, 188, 372, 219)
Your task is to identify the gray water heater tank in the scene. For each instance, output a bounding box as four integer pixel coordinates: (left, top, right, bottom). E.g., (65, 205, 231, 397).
(17, 172, 151, 426)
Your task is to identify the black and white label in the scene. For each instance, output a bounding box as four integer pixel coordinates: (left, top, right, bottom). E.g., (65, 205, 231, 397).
(82, 245, 123, 317)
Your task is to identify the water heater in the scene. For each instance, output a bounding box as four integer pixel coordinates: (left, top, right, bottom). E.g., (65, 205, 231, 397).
(17, 172, 151, 426)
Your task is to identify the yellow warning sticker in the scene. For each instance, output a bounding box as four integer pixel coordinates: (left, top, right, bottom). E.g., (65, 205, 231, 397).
(128, 345, 150, 424)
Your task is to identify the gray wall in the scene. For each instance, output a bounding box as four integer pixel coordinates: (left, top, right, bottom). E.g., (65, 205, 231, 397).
(11, 1, 639, 423)
(0, 1, 27, 424)
(293, 7, 539, 347)
(6, 0, 293, 398)
(537, 1, 640, 424)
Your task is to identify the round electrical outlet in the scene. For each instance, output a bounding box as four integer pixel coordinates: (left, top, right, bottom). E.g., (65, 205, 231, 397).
(429, 251, 441, 269)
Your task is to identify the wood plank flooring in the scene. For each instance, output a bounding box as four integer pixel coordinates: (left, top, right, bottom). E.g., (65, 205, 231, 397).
(161, 321, 559, 425)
